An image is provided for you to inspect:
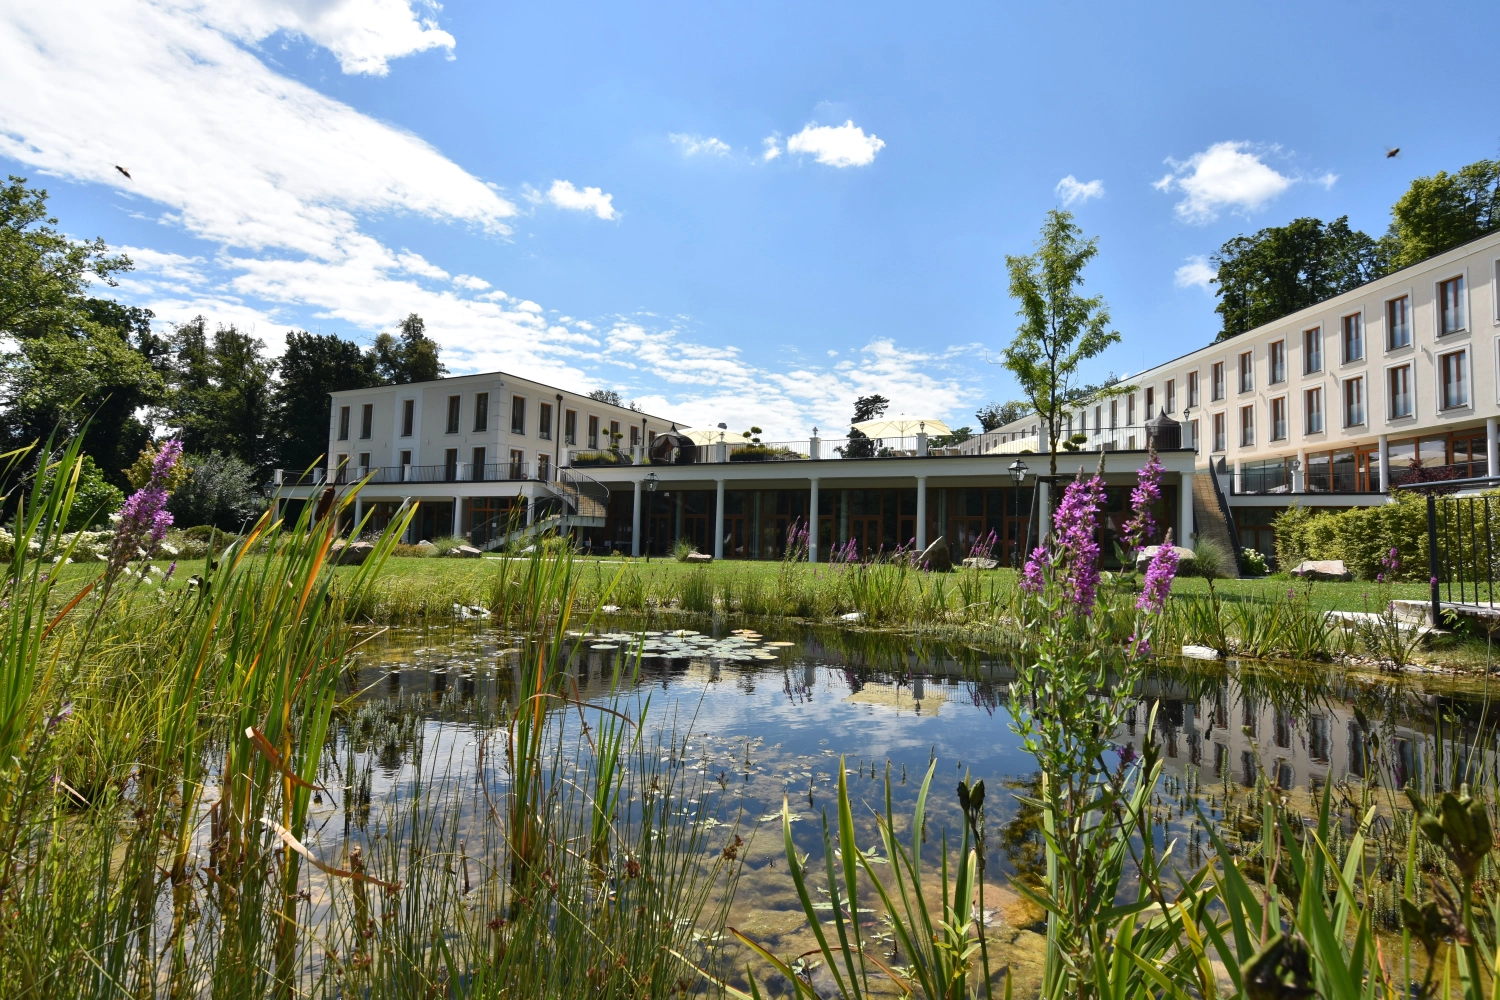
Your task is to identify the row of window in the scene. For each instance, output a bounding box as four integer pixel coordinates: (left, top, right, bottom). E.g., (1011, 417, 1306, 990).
(332, 447, 559, 480)
(1204, 348, 1470, 451)
(336, 393, 641, 449)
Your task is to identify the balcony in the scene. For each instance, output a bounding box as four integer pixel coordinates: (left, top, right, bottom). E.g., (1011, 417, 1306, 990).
(270, 462, 533, 488)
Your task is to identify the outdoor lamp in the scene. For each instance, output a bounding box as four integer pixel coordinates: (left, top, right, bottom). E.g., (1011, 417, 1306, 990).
(1008, 458, 1028, 484)
(644, 472, 658, 493)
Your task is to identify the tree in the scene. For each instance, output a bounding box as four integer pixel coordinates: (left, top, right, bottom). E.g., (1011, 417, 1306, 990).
(588, 388, 623, 406)
(373, 312, 445, 384)
(0, 176, 132, 340)
(852, 394, 889, 423)
(271, 331, 379, 472)
(1383, 159, 1500, 269)
(166, 317, 276, 469)
(931, 426, 974, 447)
(1001, 210, 1121, 475)
(1211, 216, 1384, 340)
(976, 400, 1030, 432)
(836, 394, 890, 459)
(167, 451, 265, 531)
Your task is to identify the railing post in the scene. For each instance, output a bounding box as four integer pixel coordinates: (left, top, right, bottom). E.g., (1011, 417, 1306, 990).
(1428, 491, 1441, 626)
(808, 478, 819, 562)
(714, 479, 725, 560)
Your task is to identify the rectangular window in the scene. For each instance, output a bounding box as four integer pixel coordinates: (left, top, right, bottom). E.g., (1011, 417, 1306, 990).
(587, 414, 599, 449)
(335, 453, 347, 474)
(1164, 379, 1176, 413)
(1238, 351, 1254, 393)
(629, 425, 640, 447)
(1144, 387, 1154, 420)
(1094, 405, 1101, 431)
(509, 448, 525, 477)
(1387, 296, 1411, 349)
(1342, 313, 1363, 362)
(1389, 364, 1413, 418)
(1440, 349, 1468, 409)
(1304, 387, 1323, 433)
(474, 392, 489, 432)
(1189, 418, 1200, 453)
(1269, 340, 1286, 384)
(511, 396, 526, 435)
(1239, 404, 1254, 447)
(399, 449, 411, 468)
(538, 402, 553, 440)
(1211, 362, 1225, 401)
(1187, 370, 1200, 408)
(1343, 376, 1365, 426)
(538, 453, 552, 480)
(1270, 396, 1287, 440)
(1303, 327, 1322, 373)
(1213, 412, 1226, 452)
(609, 419, 620, 446)
(444, 448, 458, 481)
(401, 399, 414, 437)
(338, 405, 350, 440)
(564, 409, 577, 445)
(1127, 395, 1136, 424)
(471, 447, 486, 480)
(1439, 276, 1467, 335)
(359, 403, 373, 439)
(446, 395, 460, 434)
(358, 452, 370, 470)
(1110, 400, 1118, 429)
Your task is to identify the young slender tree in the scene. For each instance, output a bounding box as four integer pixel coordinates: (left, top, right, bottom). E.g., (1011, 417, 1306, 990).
(1001, 210, 1120, 475)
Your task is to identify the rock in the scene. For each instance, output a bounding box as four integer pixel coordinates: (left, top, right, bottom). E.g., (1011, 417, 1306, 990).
(1134, 545, 1196, 573)
(961, 556, 999, 570)
(916, 535, 952, 572)
(1181, 644, 1222, 660)
(1291, 559, 1352, 582)
(685, 551, 714, 563)
(840, 611, 863, 622)
(448, 544, 482, 558)
(330, 540, 374, 566)
(416, 539, 437, 550)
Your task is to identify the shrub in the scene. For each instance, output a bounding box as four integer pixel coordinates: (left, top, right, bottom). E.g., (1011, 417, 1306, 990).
(1181, 537, 1231, 579)
(1240, 547, 1269, 576)
(168, 451, 265, 530)
(40, 455, 123, 530)
(671, 537, 695, 561)
(1272, 494, 1429, 580)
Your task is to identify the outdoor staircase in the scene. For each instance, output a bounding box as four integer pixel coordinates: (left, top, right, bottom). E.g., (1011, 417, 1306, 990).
(473, 469, 609, 552)
(1191, 471, 1242, 578)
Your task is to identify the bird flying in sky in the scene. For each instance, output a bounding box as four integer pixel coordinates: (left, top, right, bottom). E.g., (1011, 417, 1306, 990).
(1386, 147, 1400, 159)
(115, 165, 131, 179)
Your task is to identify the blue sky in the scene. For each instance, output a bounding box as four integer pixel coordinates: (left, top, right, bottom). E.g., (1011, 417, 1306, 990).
(3, 1, 1497, 437)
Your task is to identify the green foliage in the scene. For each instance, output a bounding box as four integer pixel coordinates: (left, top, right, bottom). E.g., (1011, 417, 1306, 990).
(372, 312, 445, 384)
(1181, 536, 1230, 579)
(1001, 210, 1121, 472)
(166, 450, 265, 530)
(1240, 547, 1269, 576)
(39, 454, 124, 531)
(1273, 497, 1429, 581)
(1211, 216, 1386, 340)
(976, 400, 1029, 432)
(167, 317, 276, 469)
(272, 330, 380, 472)
(587, 387, 623, 406)
(1385, 158, 1500, 269)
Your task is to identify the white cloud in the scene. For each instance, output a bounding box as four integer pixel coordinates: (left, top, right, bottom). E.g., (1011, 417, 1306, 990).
(1315, 171, 1339, 189)
(545, 180, 618, 220)
(452, 273, 489, 290)
(174, 0, 456, 76)
(1055, 175, 1104, 206)
(396, 251, 449, 280)
(761, 135, 782, 161)
(1154, 141, 1294, 223)
(784, 120, 884, 168)
(670, 133, 731, 157)
(1174, 255, 1217, 291)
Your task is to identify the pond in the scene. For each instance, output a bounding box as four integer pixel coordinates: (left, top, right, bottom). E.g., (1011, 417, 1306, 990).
(327, 614, 1499, 992)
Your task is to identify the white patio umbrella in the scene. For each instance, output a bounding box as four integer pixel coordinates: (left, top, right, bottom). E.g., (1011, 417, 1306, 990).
(851, 417, 952, 440)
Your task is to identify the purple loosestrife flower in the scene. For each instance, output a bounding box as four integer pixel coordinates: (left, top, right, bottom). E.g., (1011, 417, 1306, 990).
(1137, 529, 1179, 615)
(109, 439, 182, 571)
(1121, 451, 1163, 552)
(1020, 546, 1048, 594)
(1051, 473, 1106, 613)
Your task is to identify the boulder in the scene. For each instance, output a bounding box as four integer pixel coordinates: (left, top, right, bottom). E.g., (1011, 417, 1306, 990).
(685, 551, 714, 564)
(416, 539, 437, 550)
(1133, 545, 1197, 573)
(1291, 559, 1352, 582)
(447, 544, 482, 558)
(1181, 644, 1222, 661)
(961, 556, 999, 570)
(330, 540, 374, 566)
(916, 535, 952, 572)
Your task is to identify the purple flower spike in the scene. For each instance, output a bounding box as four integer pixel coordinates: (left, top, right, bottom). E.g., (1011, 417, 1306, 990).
(1136, 529, 1179, 615)
(110, 439, 182, 571)
(1121, 451, 1163, 553)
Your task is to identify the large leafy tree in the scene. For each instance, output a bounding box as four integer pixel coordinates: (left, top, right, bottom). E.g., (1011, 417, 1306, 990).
(837, 394, 889, 459)
(272, 330, 379, 472)
(1211, 216, 1384, 340)
(1383, 158, 1500, 269)
(1001, 210, 1121, 475)
(373, 312, 446, 384)
(976, 400, 1030, 432)
(167, 317, 276, 469)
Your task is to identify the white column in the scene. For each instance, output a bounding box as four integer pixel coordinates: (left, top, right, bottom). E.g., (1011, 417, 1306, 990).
(713, 479, 725, 560)
(1178, 472, 1194, 550)
(1294, 449, 1306, 493)
(809, 430, 821, 461)
(808, 479, 820, 562)
(454, 496, 463, 539)
(631, 479, 642, 557)
(1038, 482, 1051, 542)
(1377, 434, 1390, 492)
(1488, 417, 1497, 477)
(915, 477, 927, 551)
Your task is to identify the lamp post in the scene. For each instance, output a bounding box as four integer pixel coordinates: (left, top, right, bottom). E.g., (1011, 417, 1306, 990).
(1008, 457, 1034, 568)
(644, 473, 658, 560)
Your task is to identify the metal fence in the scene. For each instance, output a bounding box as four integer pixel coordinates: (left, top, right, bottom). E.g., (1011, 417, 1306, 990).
(1397, 475, 1500, 622)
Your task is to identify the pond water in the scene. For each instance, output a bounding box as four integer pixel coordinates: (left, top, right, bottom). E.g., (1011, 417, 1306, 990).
(327, 614, 1500, 991)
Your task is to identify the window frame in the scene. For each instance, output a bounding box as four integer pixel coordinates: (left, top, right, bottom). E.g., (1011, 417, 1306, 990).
(538, 401, 553, 441)
(1238, 351, 1254, 394)
(511, 395, 527, 435)
(1438, 347, 1470, 411)
(1211, 361, 1225, 402)
(564, 408, 577, 446)
(1387, 362, 1414, 419)
(1304, 386, 1324, 434)
(1164, 378, 1176, 414)
(587, 414, 599, 449)
(1341, 311, 1364, 364)
(445, 395, 461, 435)
(359, 403, 373, 440)
(1343, 375, 1366, 428)
(1437, 274, 1468, 337)
(474, 392, 489, 432)
(337, 405, 350, 441)
(1270, 395, 1287, 441)
(1269, 339, 1287, 384)
(1303, 327, 1322, 374)
(400, 399, 415, 438)
(1239, 403, 1254, 447)
(1212, 411, 1226, 453)
(1187, 370, 1200, 408)
(1385, 294, 1412, 352)
(1143, 386, 1153, 420)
